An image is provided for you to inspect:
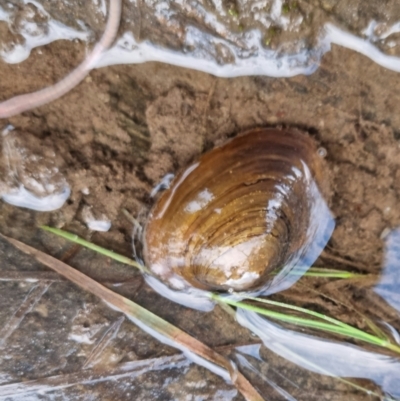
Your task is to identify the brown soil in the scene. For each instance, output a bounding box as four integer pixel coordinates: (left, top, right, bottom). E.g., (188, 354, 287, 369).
(0, 25, 400, 401)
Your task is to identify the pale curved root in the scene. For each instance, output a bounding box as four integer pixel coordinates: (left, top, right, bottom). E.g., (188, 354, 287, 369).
(0, 0, 122, 119)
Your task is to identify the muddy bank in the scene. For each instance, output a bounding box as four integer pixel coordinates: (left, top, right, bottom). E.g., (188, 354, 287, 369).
(1, 39, 400, 263)
(0, 13, 400, 400)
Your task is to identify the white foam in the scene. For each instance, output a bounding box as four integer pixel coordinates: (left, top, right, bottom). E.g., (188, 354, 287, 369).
(1, 184, 70, 212)
(95, 20, 400, 77)
(380, 22, 400, 39)
(2, 2, 400, 78)
(96, 30, 323, 78)
(94, 18, 400, 78)
(82, 207, 112, 231)
(362, 20, 400, 41)
(1, 127, 71, 212)
(0, 1, 90, 64)
(86, 219, 112, 232)
(325, 22, 400, 73)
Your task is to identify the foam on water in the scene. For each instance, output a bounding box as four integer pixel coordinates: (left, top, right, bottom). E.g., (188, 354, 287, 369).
(1, 184, 70, 212)
(325, 23, 400, 74)
(0, 126, 71, 212)
(374, 227, 400, 313)
(82, 206, 112, 232)
(86, 219, 112, 232)
(2, 2, 400, 77)
(96, 30, 323, 77)
(0, 1, 90, 64)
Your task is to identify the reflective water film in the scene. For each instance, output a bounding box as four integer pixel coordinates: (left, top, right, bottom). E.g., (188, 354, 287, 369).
(237, 308, 400, 399)
(375, 228, 400, 314)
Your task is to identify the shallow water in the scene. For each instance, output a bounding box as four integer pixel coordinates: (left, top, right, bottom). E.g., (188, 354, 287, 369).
(0, 0, 400, 400)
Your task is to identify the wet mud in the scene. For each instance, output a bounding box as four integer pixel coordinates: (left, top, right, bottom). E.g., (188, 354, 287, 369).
(0, 2, 400, 400)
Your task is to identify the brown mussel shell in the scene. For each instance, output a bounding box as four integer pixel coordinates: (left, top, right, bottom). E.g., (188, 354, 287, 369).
(143, 128, 333, 293)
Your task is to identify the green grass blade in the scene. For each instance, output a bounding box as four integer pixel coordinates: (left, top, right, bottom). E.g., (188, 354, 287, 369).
(41, 227, 365, 279)
(271, 266, 366, 279)
(40, 226, 400, 355)
(292, 267, 366, 279)
(244, 296, 355, 330)
(247, 295, 390, 343)
(212, 294, 400, 354)
(297, 283, 389, 342)
(40, 226, 149, 273)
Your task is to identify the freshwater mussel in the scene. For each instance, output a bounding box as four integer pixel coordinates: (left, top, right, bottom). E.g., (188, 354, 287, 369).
(143, 128, 334, 296)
